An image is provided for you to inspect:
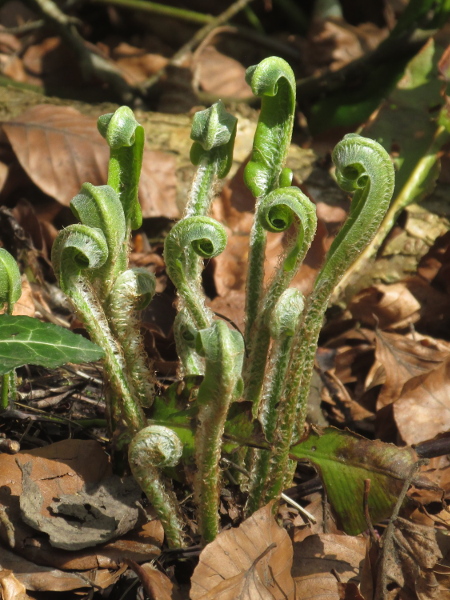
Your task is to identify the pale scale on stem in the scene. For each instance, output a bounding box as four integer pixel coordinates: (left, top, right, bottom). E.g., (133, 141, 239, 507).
(107, 268, 157, 407)
(245, 288, 305, 515)
(193, 320, 244, 543)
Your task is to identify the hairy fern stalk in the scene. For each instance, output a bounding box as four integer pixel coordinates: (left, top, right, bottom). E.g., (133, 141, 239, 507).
(51, 58, 395, 548)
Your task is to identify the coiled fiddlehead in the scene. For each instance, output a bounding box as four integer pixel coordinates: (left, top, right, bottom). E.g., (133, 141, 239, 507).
(286, 134, 395, 437)
(188, 100, 237, 218)
(164, 216, 227, 330)
(97, 106, 144, 235)
(70, 183, 127, 300)
(193, 320, 244, 543)
(107, 268, 157, 407)
(243, 187, 317, 412)
(129, 425, 186, 548)
(244, 57, 296, 198)
(243, 57, 297, 342)
(52, 225, 146, 433)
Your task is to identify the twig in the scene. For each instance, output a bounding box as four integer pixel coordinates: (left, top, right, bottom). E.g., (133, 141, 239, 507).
(91, 0, 212, 24)
(363, 478, 378, 544)
(139, 0, 256, 92)
(280, 492, 317, 525)
(0, 20, 46, 34)
(374, 459, 428, 600)
(27, 0, 137, 102)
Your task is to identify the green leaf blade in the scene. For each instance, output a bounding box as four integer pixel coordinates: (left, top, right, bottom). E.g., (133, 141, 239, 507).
(290, 427, 418, 535)
(0, 315, 105, 375)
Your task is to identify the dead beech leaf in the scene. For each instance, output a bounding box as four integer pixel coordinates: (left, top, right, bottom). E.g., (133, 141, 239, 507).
(375, 330, 449, 409)
(0, 569, 31, 600)
(0, 546, 92, 592)
(349, 283, 422, 330)
(2, 105, 179, 218)
(109, 42, 168, 85)
(194, 46, 253, 99)
(292, 534, 366, 600)
(375, 517, 444, 600)
(190, 502, 295, 600)
(126, 560, 181, 600)
(394, 356, 450, 445)
(2, 105, 107, 205)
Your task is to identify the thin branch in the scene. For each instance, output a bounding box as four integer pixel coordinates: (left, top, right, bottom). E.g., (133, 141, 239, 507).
(27, 0, 137, 103)
(139, 0, 256, 92)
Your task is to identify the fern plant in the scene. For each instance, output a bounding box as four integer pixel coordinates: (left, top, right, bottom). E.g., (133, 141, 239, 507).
(50, 57, 395, 547)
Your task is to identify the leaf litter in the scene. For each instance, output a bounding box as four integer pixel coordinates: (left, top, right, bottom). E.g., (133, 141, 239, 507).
(1, 1, 450, 599)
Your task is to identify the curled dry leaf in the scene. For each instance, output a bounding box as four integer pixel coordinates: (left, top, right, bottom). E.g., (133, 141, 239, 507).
(292, 534, 366, 600)
(2, 105, 179, 218)
(0, 569, 31, 600)
(193, 46, 253, 99)
(0, 547, 92, 593)
(372, 517, 444, 600)
(394, 356, 450, 445)
(126, 560, 181, 600)
(190, 502, 295, 600)
(374, 330, 450, 409)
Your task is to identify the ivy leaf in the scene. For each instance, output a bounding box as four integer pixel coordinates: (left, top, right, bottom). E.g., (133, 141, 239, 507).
(290, 427, 428, 535)
(0, 315, 104, 375)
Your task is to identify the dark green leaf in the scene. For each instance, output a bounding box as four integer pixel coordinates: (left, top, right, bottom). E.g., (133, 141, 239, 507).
(290, 427, 420, 535)
(0, 315, 104, 375)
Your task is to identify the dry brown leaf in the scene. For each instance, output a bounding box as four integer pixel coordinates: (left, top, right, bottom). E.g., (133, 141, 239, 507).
(393, 356, 450, 444)
(349, 283, 422, 330)
(193, 46, 253, 99)
(375, 330, 450, 409)
(109, 42, 168, 85)
(127, 560, 181, 600)
(375, 517, 444, 600)
(190, 502, 295, 600)
(0, 569, 31, 600)
(292, 533, 366, 600)
(337, 582, 366, 600)
(2, 105, 179, 218)
(0, 439, 162, 571)
(0, 547, 93, 592)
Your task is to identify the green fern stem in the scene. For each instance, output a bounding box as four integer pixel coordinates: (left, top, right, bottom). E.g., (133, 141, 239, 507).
(51, 225, 146, 434)
(243, 57, 296, 341)
(164, 216, 227, 330)
(242, 186, 317, 413)
(194, 321, 244, 543)
(245, 289, 304, 514)
(288, 134, 395, 440)
(70, 183, 127, 301)
(97, 106, 145, 241)
(107, 268, 157, 407)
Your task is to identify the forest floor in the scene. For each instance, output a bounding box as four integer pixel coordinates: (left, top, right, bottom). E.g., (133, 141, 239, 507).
(0, 1, 450, 599)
